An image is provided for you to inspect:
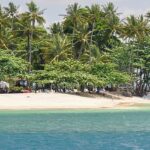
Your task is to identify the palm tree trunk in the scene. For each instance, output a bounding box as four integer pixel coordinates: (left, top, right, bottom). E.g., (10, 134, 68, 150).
(28, 21, 35, 72)
(11, 15, 14, 30)
(89, 22, 95, 63)
(72, 23, 75, 58)
(0, 25, 2, 37)
(28, 32, 32, 72)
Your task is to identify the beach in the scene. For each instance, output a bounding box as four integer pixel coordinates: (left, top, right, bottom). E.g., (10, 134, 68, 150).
(0, 93, 149, 110)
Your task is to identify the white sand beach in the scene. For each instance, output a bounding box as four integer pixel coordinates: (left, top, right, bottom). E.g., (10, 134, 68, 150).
(0, 93, 149, 110)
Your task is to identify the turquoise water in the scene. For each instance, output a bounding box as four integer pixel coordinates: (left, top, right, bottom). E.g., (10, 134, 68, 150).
(0, 109, 150, 150)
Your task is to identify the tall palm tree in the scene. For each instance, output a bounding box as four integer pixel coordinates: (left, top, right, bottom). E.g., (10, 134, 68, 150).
(0, 5, 9, 49)
(85, 4, 102, 62)
(22, 1, 45, 71)
(65, 3, 82, 30)
(64, 3, 84, 49)
(25, 1, 45, 28)
(74, 23, 92, 60)
(16, 17, 32, 58)
(102, 2, 120, 40)
(4, 2, 19, 30)
(86, 4, 102, 44)
(16, 16, 48, 68)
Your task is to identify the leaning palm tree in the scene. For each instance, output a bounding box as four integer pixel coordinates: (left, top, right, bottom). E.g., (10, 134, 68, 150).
(121, 15, 149, 42)
(22, 1, 45, 71)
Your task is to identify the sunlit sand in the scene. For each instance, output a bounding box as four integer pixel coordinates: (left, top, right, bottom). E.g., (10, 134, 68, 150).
(0, 93, 149, 110)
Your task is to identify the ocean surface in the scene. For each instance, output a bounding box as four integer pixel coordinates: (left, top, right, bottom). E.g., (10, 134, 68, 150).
(0, 109, 150, 150)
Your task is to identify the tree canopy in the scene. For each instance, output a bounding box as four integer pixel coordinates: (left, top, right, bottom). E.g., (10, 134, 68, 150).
(0, 1, 149, 96)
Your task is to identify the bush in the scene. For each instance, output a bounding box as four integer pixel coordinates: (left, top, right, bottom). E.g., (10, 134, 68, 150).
(9, 86, 24, 93)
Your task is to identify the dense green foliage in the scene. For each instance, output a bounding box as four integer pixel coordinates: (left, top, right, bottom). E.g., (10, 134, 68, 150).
(34, 60, 130, 91)
(0, 50, 28, 80)
(0, 1, 149, 96)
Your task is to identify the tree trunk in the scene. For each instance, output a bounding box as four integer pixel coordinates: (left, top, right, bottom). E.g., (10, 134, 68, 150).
(89, 22, 95, 63)
(28, 32, 32, 72)
(28, 20, 35, 72)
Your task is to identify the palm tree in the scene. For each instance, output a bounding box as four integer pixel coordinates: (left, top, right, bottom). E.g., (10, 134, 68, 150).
(0, 5, 9, 49)
(22, 1, 45, 71)
(16, 17, 32, 58)
(25, 1, 45, 28)
(121, 15, 149, 42)
(65, 3, 82, 30)
(48, 34, 72, 62)
(64, 3, 84, 49)
(120, 15, 149, 75)
(85, 4, 102, 62)
(49, 22, 64, 35)
(86, 4, 102, 44)
(4, 2, 19, 30)
(16, 17, 48, 69)
(102, 2, 121, 43)
(145, 11, 150, 20)
(74, 23, 92, 60)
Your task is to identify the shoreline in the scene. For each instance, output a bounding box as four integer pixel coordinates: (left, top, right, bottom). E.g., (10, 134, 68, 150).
(0, 93, 149, 110)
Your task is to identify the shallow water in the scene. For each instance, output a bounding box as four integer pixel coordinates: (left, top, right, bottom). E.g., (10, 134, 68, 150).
(0, 109, 150, 150)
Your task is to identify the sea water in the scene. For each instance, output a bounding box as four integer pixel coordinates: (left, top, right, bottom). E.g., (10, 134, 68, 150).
(0, 109, 150, 150)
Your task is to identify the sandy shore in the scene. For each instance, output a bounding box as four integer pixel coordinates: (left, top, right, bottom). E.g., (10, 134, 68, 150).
(0, 93, 149, 110)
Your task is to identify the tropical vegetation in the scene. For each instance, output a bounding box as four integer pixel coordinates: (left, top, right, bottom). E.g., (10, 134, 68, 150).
(0, 1, 149, 96)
